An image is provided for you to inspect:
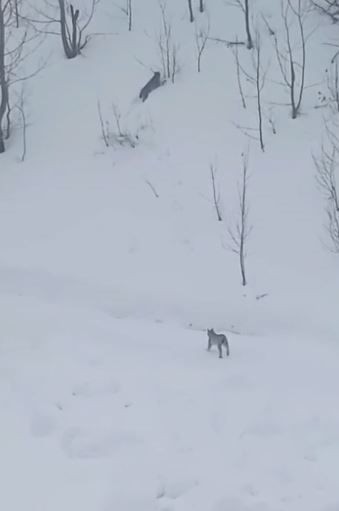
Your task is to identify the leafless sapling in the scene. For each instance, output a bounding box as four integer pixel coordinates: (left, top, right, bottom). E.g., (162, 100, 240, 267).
(231, 37, 247, 108)
(274, 0, 308, 119)
(325, 58, 339, 113)
(157, 2, 179, 83)
(314, 144, 339, 211)
(210, 163, 223, 221)
(227, 151, 252, 286)
(0, 0, 8, 153)
(16, 87, 27, 161)
(97, 101, 140, 149)
(254, 32, 265, 152)
(314, 120, 339, 252)
(195, 18, 210, 72)
(230, 31, 267, 151)
(326, 200, 339, 252)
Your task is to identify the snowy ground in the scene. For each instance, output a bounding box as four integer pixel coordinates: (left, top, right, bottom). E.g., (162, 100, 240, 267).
(1, 0, 339, 509)
(1, 295, 339, 511)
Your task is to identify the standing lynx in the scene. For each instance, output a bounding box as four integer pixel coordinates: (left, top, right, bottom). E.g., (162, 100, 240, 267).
(207, 329, 230, 358)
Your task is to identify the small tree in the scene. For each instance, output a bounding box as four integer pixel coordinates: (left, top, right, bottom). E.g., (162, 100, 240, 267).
(231, 37, 247, 109)
(30, 0, 99, 59)
(326, 201, 339, 252)
(227, 151, 252, 286)
(274, 0, 308, 119)
(210, 162, 223, 221)
(0, 0, 8, 153)
(0, 0, 40, 154)
(195, 18, 210, 72)
(230, 31, 267, 151)
(325, 58, 339, 113)
(157, 2, 179, 83)
(253, 32, 265, 151)
(314, 121, 339, 253)
(314, 145, 339, 211)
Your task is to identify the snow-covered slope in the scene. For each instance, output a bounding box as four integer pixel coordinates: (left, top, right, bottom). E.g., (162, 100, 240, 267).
(1, 0, 339, 509)
(2, 300, 339, 511)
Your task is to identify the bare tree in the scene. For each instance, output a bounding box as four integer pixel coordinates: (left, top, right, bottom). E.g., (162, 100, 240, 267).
(312, 0, 339, 22)
(325, 58, 339, 113)
(227, 151, 252, 286)
(274, 0, 308, 119)
(314, 119, 339, 252)
(16, 87, 27, 161)
(231, 37, 247, 108)
(326, 200, 339, 252)
(254, 32, 265, 152)
(229, 0, 253, 49)
(29, 0, 99, 59)
(187, 0, 194, 22)
(195, 17, 210, 72)
(97, 100, 142, 149)
(210, 163, 223, 221)
(157, 2, 179, 83)
(230, 32, 267, 151)
(314, 144, 339, 211)
(0, 0, 8, 153)
(0, 0, 41, 153)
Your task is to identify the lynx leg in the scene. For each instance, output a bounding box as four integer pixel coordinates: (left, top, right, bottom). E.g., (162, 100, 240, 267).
(207, 339, 211, 351)
(225, 338, 230, 357)
(218, 343, 223, 358)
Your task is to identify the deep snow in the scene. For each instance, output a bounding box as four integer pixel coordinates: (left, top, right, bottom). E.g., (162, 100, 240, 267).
(1, 0, 339, 509)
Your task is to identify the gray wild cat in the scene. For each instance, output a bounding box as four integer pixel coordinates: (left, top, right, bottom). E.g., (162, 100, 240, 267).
(207, 328, 230, 358)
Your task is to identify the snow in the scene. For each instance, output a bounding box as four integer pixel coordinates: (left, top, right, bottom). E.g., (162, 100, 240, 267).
(1, 0, 339, 509)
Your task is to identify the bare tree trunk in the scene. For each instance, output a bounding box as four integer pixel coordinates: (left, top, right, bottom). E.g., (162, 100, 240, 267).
(255, 37, 264, 151)
(14, 0, 19, 27)
(244, 0, 253, 49)
(227, 151, 252, 286)
(59, 0, 81, 59)
(210, 163, 222, 221)
(0, 0, 8, 154)
(195, 20, 210, 73)
(232, 38, 247, 108)
(70, 5, 80, 52)
(239, 165, 247, 286)
(187, 0, 194, 22)
(59, 0, 73, 58)
(275, 0, 307, 119)
(128, 0, 132, 31)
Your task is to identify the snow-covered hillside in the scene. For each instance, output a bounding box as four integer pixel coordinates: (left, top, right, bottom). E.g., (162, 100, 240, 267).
(1, 0, 339, 509)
